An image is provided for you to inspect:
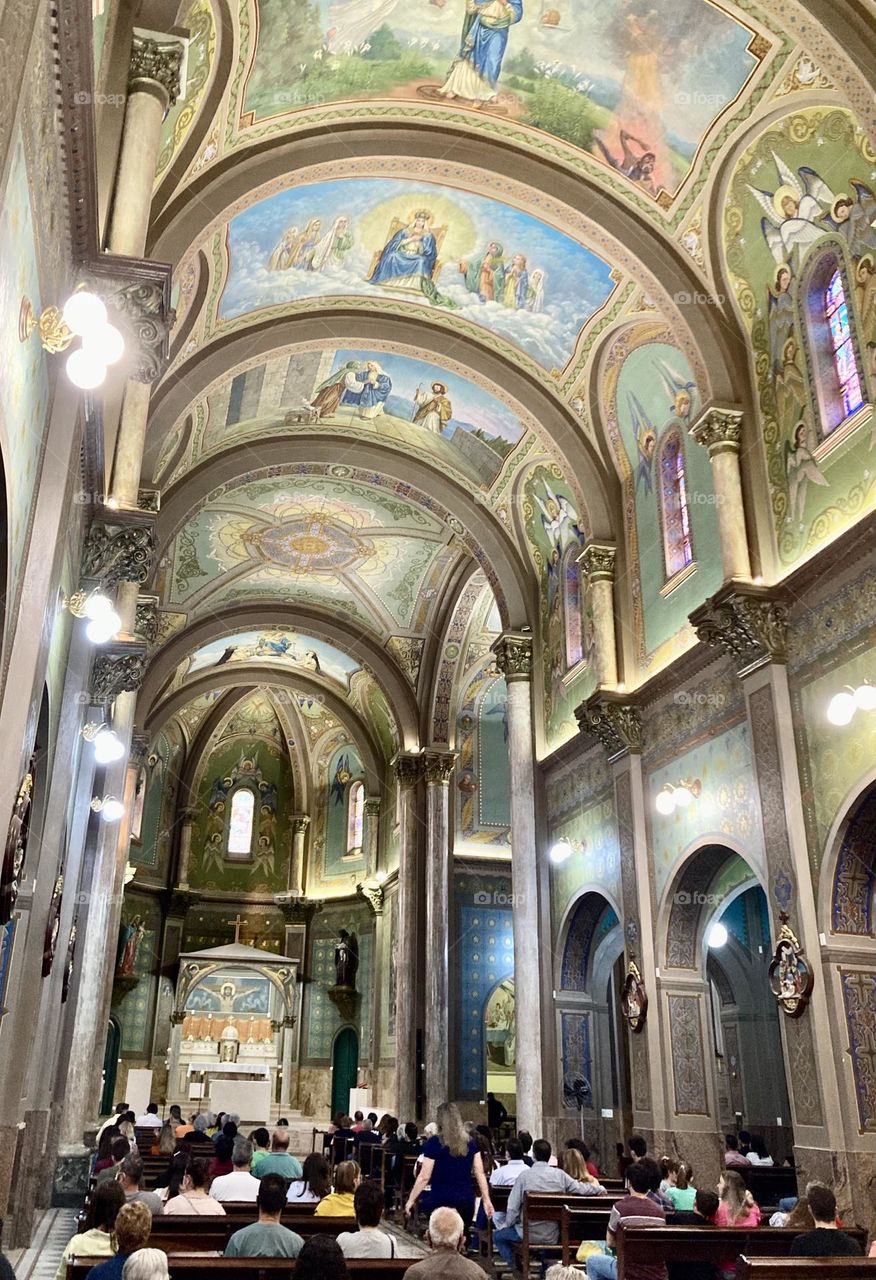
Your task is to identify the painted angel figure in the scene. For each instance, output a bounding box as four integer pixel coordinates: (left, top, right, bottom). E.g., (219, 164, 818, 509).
(767, 264, 796, 376)
(267, 225, 300, 272)
(627, 392, 657, 494)
(823, 183, 876, 262)
(748, 154, 835, 264)
(786, 419, 828, 526)
(775, 336, 807, 428)
(535, 481, 583, 556)
(656, 360, 698, 426)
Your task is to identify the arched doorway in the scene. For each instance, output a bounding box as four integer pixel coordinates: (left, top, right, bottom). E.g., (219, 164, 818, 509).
(331, 1026, 358, 1119)
(101, 1016, 122, 1116)
(556, 892, 626, 1169)
(484, 977, 515, 1116)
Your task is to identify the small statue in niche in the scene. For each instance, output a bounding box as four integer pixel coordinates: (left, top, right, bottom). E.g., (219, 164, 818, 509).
(116, 915, 146, 977)
(335, 929, 359, 990)
(768, 912, 813, 1017)
(620, 956, 648, 1033)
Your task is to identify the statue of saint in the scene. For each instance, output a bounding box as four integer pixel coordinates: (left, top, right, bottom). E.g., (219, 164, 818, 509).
(335, 929, 359, 990)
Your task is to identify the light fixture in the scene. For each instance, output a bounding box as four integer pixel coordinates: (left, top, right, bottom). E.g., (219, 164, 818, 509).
(827, 686, 859, 726)
(63, 589, 122, 644)
(548, 837, 585, 864)
(375, 869, 388, 885)
(91, 795, 125, 823)
(708, 922, 728, 948)
(854, 682, 876, 712)
(93, 727, 126, 764)
(85, 609, 122, 644)
(655, 779, 702, 815)
(20, 287, 124, 389)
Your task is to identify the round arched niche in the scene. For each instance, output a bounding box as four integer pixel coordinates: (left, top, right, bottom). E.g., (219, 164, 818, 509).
(663, 843, 762, 971)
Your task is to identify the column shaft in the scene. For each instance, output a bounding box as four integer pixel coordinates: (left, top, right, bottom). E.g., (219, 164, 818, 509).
(393, 754, 422, 1121)
(691, 408, 751, 582)
(290, 816, 310, 896)
(580, 545, 618, 689)
(424, 752, 454, 1115)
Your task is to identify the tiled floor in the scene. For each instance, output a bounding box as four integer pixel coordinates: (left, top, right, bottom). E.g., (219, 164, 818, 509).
(6, 1208, 77, 1280)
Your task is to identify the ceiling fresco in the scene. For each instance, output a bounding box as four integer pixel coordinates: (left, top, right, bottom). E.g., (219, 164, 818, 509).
(162, 472, 456, 638)
(175, 629, 363, 689)
(213, 178, 617, 370)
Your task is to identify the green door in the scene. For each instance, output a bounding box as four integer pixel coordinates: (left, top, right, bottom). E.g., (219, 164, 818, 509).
(101, 1017, 122, 1116)
(331, 1027, 358, 1118)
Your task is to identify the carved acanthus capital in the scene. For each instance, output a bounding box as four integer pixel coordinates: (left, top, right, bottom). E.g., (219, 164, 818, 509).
(689, 584, 789, 674)
(104, 280, 175, 384)
(274, 892, 321, 924)
(690, 406, 744, 456)
(129, 32, 186, 109)
(81, 512, 156, 587)
(290, 814, 311, 835)
(364, 797, 381, 818)
(168, 888, 198, 918)
(579, 542, 617, 582)
(423, 749, 457, 786)
(135, 595, 160, 647)
(90, 642, 148, 705)
(357, 881, 384, 916)
(576, 693, 643, 761)
(392, 752, 424, 789)
(491, 631, 533, 683)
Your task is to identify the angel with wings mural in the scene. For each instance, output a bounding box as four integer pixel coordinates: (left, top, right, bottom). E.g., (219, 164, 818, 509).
(626, 392, 657, 494)
(748, 155, 836, 264)
(786, 419, 828, 527)
(823, 183, 876, 262)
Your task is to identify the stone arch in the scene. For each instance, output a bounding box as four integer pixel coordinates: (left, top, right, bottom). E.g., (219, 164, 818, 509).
(819, 776, 876, 937)
(555, 887, 623, 993)
(661, 841, 763, 972)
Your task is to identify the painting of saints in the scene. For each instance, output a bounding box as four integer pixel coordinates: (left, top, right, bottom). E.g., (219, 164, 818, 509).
(767, 264, 795, 376)
(311, 216, 354, 271)
(439, 0, 523, 104)
(367, 209, 454, 306)
(526, 268, 545, 313)
(627, 394, 657, 493)
(502, 253, 529, 309)
(267, 225, 300, 271)
(342, 360, 393, 419)
(293, 218, 323, 270)
(458, 241, 505, 302)
(786, 419, 828, 526)
(310, 359, 360, 418)
(592, 129, 657, 192)
(413, 381, 453, 434)
(535, 481, 583, 556)
(775, 337, 807, 429)
(824, 184, 876, 262)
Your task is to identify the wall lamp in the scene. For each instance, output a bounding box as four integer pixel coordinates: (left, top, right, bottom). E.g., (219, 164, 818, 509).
(91, 796, 126, 823)
(826, 682, 876, 726)
(81, 723, 126, 764)
(655, 778, 702, 816)
(548, 837, 586, 865)
(20, 289, 124, 389)
(64, 589, 122, 644)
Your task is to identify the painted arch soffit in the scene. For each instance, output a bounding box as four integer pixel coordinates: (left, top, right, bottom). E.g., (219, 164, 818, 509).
(167, 0, 795, 229)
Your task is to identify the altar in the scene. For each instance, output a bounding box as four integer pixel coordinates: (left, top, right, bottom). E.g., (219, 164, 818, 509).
(168, 940, 299, 1123)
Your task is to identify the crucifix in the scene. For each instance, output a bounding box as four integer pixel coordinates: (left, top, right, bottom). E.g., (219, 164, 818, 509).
(229, 913, 244, 943)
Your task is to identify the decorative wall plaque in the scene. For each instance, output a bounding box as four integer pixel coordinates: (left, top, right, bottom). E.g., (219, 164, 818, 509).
(621, 956, 648, 1033)
(0, 764, 34, 925)
(768, 913, 814, 1017)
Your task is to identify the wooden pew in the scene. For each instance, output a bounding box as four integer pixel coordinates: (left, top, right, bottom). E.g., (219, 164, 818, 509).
(69, 1260, 416, 1280)
(617, 1226, 869, 1279)
(145, 1214, 358, 1254)
(738, 1259, 876, 1279)
(739, 1167, 798, 1207)
(512, 1192, 619, 1274)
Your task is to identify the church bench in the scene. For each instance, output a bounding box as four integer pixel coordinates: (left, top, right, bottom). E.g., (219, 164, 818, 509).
(144, 1214, 358, 1253)
(472, 1181, 512, 1258)
(616, 1226, 869, 1279)
(69, 1259, 417, 1280)
(737, 1259, 876, 1278)
(738, 1167, 798, 1206)
(510, 1192, 620, 1273)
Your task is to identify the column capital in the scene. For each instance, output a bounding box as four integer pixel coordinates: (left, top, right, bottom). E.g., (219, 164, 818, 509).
(689, 582, 789, 675)
(91, 641, 148, 705)
(579, 542, 617, 582)
(290, 814, 311, 834)
(690, 404, 744, 455)
(129, 31, 186, 110)
(423, 749, 457, 785)
(81, 509, 156, 588)
(274, 892, 322, 924)
(491, 631, 533, 682)
(135, 594, 160, 647)
(392, 752, 424, 788)
(180, 806, 199, 826)
(357, 881, 384, 916)
(576, 692, 643, 761)
(167, 887, 198, 918)
(364, 797, 381, 818)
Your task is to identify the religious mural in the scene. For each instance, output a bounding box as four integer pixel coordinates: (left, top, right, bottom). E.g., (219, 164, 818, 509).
(485, 977, 515, 1095)
(218, 179, 617, 370)
(181, 629, 362, 688)
(242, 0, 765, 203)
(130, 725, 184, 876)
(322, 741, 365, 876)
(113, 895, 162, 1054)
(724, 107, 876, 568)
(155, 0, 217, 184)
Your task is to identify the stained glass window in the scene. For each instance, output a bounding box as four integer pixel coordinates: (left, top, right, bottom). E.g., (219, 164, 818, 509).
(825, 270, 864, 424)
(563, 552, 583, 668)
(228, 788, 255, 856)
(659, 433, 693, 580)
(347, 781, 364, 855)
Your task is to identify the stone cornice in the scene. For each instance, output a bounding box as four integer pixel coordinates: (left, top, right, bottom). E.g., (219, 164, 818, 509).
(689, 582, 789, 675)
(575, 692, 644, 762)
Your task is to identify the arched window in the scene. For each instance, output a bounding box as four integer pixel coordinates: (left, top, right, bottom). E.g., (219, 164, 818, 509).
(346, 781, 364, 856)
(804, 249, 866, 438)
(227, 788, 255, 859)
(658, 431, 693, 580)
(563, 551, 583, 669)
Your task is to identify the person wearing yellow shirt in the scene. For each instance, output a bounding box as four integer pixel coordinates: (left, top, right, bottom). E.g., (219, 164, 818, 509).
(314, 1161, 360, 1216)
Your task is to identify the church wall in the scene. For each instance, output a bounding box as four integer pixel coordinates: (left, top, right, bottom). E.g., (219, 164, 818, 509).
(112, 892, 163, 1058)
(129, 725, 184, 883)
(321, 741, 365, 878)
(454, 663, 511, 854)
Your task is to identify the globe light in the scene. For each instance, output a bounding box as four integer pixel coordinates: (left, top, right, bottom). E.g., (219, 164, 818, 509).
(93, 727, 125, 764)
(549, 839, 573, 865)
(674, 783, 694, 808)
(854, 682, 876, 712)
(708, 922, 728, 948)
(827, 690, 856, 726)
(83, 322, 124, 365)
(655, 786, 676, 816)
(98, 797, 126, 823)
(66, 347, 107, 390)
(374, 869, 388, 885)
(82, 592, 113, 620)
(62, 290, 107, 337)
(85, 609, 121, 644)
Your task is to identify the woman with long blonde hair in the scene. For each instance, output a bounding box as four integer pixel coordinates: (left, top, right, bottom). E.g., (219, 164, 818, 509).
(405, 1101, 493, 1236)
(716, 1169, 761, 1227)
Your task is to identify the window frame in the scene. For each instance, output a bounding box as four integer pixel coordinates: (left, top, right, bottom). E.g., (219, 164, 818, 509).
(344, 779, 365, 860)
(225, 784, 258, 862)
(800, 243, 869, 454)
(656, 427, 697, 592)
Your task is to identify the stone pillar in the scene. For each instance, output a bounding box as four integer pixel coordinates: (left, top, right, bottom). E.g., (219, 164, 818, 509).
(176, 808, 197, 888)
(491, 633, 543, 1135)
(392, 753, 423, 1121)
(690, 407, 751, 582)
(357, 884, 385, 1075)
(289, 815, 310, 896)
(364, 798, 381, 875)
(580, 543, 618, 689)
(423, 749, 456, 1116)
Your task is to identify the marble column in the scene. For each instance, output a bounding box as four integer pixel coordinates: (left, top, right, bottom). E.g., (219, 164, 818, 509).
(423, 749, 456, 1116)
(364, 798, 381, 876)
(289, 815, 310, 896)
(176, 807, 197, 888)
(392, 753, 423, 1121)
(491, 633, 543, 1135)
(580, 543, 618, 689)
(690, 407, 751, 582)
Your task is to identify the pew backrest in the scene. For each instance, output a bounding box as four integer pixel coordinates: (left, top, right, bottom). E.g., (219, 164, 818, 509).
(617, 1226, 869, 1278)
(144, 1214, 358, 1253)
(69, 1259, 416, 1280)
(737, 1259, 876, 1279)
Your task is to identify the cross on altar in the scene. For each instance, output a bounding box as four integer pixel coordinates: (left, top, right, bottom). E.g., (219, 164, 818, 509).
(230, 914, 244, 943)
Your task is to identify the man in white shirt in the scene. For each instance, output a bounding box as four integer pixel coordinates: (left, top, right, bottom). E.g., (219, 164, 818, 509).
(489, 1138, 528, 1187)
(135, 1103, 162, 1128)
(211, 1138, 260, 1202)
(337, 1181, 396, 1258)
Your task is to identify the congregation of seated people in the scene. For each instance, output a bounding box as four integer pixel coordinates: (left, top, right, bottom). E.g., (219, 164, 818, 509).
(46, 1102, 874, 1280)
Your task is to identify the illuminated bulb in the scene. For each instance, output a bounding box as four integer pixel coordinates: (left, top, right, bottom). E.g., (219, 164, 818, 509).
(83, 322, 124, 365)
(62, 290, 107, 336)
(827, 690, 856, 726)
(854, 682, 876, 712)
(66, 348, 107, 390)
(82, 592, 113, 620)
(93, 727, 125, 764)
(549, 839, 573, 865)
(99, 797, 125, 823)
(674, 784, 694, 808)
(655, 787, 676, 816)
(86, 609, 121, 643)
(375, 869, 388, 885)
(708, 922, 728, 948)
